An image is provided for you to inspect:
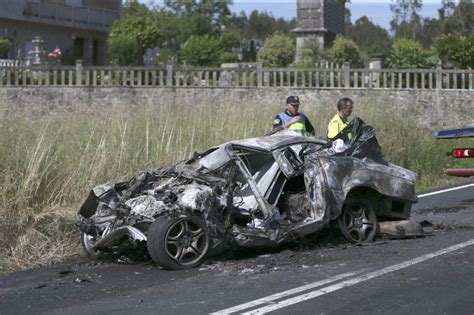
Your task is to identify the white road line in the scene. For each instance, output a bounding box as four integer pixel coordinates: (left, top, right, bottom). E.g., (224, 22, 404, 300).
(211, 183, 473, 314)
(209, 271, 362, 315)
(242, 239, 474, 314)
(417, 183, 474, 198)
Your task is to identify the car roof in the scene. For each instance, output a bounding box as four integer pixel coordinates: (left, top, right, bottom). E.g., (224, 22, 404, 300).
(224, 129, 327, 152)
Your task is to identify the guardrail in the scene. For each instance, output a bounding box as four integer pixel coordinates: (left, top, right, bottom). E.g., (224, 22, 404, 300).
(0, 64, 473, 90)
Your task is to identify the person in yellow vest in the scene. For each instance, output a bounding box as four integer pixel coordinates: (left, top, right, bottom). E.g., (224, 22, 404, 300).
(327, 97, 354, 141)
(272, 96, 315, 136)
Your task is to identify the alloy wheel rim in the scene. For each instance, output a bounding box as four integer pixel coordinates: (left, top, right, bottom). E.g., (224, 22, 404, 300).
(165, 218, 208, 266)
(343, 204, 375, 242)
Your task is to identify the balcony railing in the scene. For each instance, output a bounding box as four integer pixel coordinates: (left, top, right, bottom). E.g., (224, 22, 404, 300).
(23, 1, 119, 32)
(0, 64, 473, 90)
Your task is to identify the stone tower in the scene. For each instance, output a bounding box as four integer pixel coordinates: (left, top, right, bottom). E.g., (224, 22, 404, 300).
(293, 0, 346, 63)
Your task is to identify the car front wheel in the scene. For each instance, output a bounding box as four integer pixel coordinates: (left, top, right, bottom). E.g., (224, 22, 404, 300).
(338, 201, 378, 243)
(81, 232, 99, 258)
(147, 215, 210, 270)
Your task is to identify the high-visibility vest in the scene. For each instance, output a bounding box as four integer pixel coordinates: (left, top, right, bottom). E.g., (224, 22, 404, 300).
(277, 111, 309, 133)
(327, 113, 352, 141)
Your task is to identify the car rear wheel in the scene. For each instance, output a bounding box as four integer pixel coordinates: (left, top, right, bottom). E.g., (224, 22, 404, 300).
(147, 215, 210, 270)
(338, 201, 378, 243)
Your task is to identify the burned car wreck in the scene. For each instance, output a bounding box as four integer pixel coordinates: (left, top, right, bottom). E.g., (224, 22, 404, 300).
(78, 117, 417, 270)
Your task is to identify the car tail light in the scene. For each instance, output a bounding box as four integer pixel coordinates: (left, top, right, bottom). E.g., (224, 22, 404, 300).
(452, 148, 474, 158)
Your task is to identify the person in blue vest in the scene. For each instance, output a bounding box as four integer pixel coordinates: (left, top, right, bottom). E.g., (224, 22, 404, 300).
(272, 95, 315, 136)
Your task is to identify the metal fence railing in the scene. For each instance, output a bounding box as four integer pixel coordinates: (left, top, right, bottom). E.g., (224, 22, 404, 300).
(0, 64, 473, 90)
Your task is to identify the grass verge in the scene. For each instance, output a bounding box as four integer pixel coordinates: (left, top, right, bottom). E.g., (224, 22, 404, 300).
(0, 99, 472, 271)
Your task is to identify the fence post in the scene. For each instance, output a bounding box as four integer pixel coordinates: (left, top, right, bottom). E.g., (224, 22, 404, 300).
(436, 63, 442, 89)
(166, 64, 174, 86)
(75, 59, 82, 86)
(343, 62, 350, 88)
(257, 64, 262, 87)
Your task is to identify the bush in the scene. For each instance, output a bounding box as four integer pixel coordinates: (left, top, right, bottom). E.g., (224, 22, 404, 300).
(257, 33, 295, 67)
(433, 36, 474, 69)
(108, 33, 139, 66)
(387, 38, 434, 69)
(296, 40, 323, 67)
(181, 35, 223, 66)
(219, 51, 237, 64)
(0, 37, 11, 56)
(108, 16, 160, 65)
(219, 29, 242, 51)
(327, 35, 360, 65)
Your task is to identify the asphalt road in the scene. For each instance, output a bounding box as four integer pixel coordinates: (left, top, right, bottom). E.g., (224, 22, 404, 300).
(1, 184, 473, 314)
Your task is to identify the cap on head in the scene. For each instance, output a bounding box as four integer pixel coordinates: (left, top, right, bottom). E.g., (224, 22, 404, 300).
(286, 95, 300, 105)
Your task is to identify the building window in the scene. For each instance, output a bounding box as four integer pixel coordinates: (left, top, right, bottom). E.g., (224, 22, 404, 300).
(92, 39, 98, 65)
(73, 37, 84, 60)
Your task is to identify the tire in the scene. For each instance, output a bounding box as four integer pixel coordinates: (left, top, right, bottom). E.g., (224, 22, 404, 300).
(81, 232, 99, 259)
(337, 201, 378, 243)
(147, 215, 210, 270)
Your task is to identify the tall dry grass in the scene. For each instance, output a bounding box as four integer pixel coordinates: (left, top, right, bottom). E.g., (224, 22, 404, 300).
(0, 98, 472, 271)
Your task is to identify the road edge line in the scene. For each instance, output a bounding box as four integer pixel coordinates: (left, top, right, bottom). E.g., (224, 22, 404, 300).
(244, 238, 474, 314)
(417, 183, 474, 198)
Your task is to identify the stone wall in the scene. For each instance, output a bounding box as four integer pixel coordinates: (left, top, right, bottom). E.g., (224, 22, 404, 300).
(0, 87, 472, 129)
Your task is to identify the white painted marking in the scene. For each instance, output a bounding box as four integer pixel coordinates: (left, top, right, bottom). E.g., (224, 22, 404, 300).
(211, 184, 474, 314)
(209, 271, 361, 315)
(242, 239, 474, 314)
(417, 183, 474, 198)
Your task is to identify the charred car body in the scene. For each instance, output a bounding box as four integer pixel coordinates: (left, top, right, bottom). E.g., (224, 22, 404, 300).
(78, 118, 417, 269)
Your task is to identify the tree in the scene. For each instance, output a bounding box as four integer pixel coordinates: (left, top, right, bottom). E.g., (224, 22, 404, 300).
(416, 17, 443, 48)
(257, 33, 295, 67)
(123, 0, 153, 18)
(442, 0, 474, 37)
(344, 7, 352, 32)
(154, 8, 180, 47)
(246, 10, 294, 39)
(327, 35, 360, 66)
(346, 16, 392, 59)
(164, 0, 233, 30)
(180, 35, 222, 66)
(387, 38, 434, 68)
(390, 0, 422, 23)
(389, 0, 423, 40)
(0, 37, 11, 57)
(225, 10, 295, 62)
(108, 15, 160, 65)
(433, 36, 474, 69)
(218, 29, 242, 51)
(438, 0, 456, 20)
(108, 33, 139, 66)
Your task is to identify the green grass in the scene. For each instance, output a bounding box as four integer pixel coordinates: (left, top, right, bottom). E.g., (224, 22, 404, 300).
(0, 99, 472, 271)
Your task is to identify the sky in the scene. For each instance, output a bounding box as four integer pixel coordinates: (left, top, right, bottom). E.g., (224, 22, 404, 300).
(145, 0, 448, 31)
